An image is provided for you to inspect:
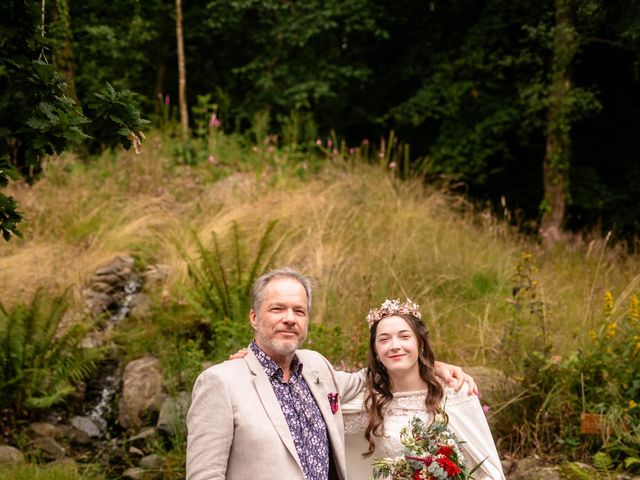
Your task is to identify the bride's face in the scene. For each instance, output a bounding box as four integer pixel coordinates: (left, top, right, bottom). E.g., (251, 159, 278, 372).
(374, 315, 420, 378)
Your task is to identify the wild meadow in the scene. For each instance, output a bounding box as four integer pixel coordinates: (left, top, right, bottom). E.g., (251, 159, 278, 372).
(1, 130, 639, 478)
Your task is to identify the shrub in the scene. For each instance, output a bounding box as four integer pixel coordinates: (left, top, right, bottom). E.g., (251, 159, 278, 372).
(502, 252, 640, 472)
(181, 220, 285, 359)
(0, 290, 100, 414)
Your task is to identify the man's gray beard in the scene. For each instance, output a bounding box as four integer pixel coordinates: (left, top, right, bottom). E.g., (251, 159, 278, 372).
(257, 330, 306, 357)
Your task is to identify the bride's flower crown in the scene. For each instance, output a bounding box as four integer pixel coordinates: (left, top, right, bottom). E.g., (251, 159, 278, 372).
(366, 298, 421, 329)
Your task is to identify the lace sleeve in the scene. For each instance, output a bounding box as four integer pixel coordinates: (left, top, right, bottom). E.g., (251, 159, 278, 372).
(342, 391, 369, 435)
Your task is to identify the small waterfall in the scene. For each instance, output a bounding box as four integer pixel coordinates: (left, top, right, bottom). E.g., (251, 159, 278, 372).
(109, 278, 142, 325)
(80, 271, 142, 438)
(83, 360, 120, 437)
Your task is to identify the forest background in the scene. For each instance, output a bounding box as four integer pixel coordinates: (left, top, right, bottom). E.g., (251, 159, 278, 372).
(1, 0, 640, 479)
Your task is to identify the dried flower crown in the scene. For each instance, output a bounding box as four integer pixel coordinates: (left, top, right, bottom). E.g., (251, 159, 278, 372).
(366, 298, 421, 329)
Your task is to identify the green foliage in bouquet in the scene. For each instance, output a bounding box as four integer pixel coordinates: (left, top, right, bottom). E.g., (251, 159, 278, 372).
(372, 415, 483, 480)
(0, 290, 100, 414)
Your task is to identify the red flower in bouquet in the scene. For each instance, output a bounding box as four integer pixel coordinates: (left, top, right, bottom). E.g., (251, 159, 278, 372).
(437, 445, 453, 457)
(438, 456, 462, 476)
(372, 415, 484, 479)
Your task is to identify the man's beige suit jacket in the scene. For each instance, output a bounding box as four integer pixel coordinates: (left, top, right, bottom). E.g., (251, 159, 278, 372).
(186, 348, 365, 480)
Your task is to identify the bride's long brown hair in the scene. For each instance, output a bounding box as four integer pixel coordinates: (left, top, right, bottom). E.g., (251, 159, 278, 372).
(363, 313, 444, 457)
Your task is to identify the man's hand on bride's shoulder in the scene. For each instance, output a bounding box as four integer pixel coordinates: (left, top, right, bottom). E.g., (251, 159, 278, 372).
(229, 347, 248, 360)
(433, 360, 479, 396)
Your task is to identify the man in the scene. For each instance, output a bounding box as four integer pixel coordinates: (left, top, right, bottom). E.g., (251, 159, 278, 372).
(186, 267, 472, 480)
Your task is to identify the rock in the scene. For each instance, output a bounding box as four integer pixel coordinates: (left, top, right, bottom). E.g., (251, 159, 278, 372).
(96, 255, 135, 277)
(28, 422, 62, 439)
(140, 453, 163, 470)
(0, 445, 24, 464)
(157, 391, 190, 435)
(68, 427, 91, 445)
(508, 458, 560, 480)
(70, 415, 101, 438)
(90, 281, 115, 293)
(142, 264, 170, 285)
(464, 366, 520, 433)
(129, 293, 151, 318)
(129, 446, 145, 457)
(84, 290, 114, 313)
(85, 255, 140, 316)
(118, 356, 166, 429)
(129, 426, 160, 446)
(30, 436, 66, 459)
(122, 467, 146, 479)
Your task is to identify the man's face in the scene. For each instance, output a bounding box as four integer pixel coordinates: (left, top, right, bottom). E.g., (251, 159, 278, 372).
(250, 277, 309, 361)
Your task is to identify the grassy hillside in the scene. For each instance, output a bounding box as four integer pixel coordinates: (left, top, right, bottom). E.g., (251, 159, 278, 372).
(1, 131, 639, 476)
(2, 132, 636, 364)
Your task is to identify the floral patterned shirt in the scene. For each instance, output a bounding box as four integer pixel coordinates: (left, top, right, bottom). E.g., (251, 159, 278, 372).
(251, 342, 329, 480)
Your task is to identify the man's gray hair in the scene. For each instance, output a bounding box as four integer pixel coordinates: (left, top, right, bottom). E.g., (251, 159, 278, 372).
(251, 267, 313, 315)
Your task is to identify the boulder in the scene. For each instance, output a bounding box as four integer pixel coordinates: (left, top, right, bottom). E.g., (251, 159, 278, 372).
(28, 422, 63, 439)
(122, 467, 146, 479)
(129, 446, 145, 457)
(140, 453, 163, 470)
(129, 427, 160, 448)
(157, 391, 190, 435)
(30, 436, 66, 459)
(508, 458, 560, 480)
(85, 255, 140, 316)
(129, 293, 152, 318)
(70, 415, 101, 438)
(464, 366, 520, 434)
(118, 356, 166, 429)
(95, 255, 135, 278)
(0, 445, 24, 464)
(142, 264, 170, 285)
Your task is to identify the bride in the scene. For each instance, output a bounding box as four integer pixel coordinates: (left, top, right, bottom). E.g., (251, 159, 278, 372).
(342, 299, 505, 479)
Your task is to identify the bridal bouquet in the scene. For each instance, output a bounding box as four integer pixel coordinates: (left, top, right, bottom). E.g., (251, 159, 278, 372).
(371, 415, 481, 480)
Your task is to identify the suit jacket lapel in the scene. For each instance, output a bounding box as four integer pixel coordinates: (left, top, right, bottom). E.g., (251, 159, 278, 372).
(244, 350, 302, 471)
(302, 365, 346, 480)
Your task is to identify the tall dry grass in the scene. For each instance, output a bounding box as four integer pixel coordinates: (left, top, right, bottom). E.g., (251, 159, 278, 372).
(1, 132, 638, 368)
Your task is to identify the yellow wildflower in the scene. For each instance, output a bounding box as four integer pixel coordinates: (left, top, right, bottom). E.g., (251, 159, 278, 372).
(604, 291, 614, 317)
(630, 400, 638, 409)
(630, 294, 639, 323)
(606, 323, 617, 338)
(588, 330, 597, 341)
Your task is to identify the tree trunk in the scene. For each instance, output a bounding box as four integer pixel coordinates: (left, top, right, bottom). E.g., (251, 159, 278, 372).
(540, 0, 577, 243)
(50, 0, 79, 104)
(175, 0, 189, 139)
(155, 57, 167, 117)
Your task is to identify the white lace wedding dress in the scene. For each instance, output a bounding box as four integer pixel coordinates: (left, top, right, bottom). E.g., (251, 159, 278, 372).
(342, 383, 505, 479)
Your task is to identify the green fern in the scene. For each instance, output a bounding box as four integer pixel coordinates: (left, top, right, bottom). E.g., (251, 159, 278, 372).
(0, 289, 101, 414)
(180, 220, 285, 359)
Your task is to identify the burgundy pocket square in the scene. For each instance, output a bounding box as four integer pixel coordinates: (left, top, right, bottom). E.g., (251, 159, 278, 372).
(327, 392, 339, 414)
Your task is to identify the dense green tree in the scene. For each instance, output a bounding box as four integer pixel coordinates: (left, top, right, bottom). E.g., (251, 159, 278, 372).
(3, 0, 640, 238)
(0, 0, 149, 238)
